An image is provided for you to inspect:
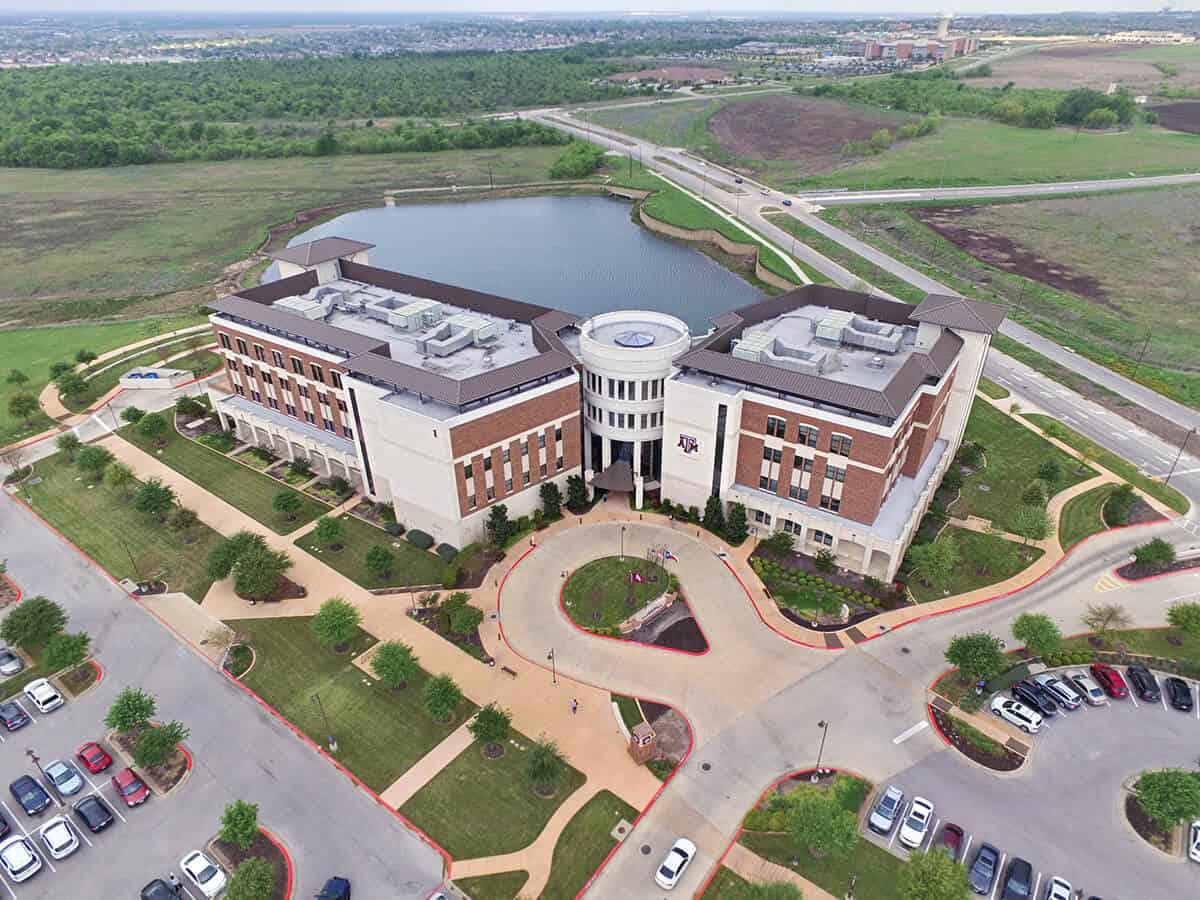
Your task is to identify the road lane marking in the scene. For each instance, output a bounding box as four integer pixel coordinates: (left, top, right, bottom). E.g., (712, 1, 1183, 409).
(892, 721, 929, 744)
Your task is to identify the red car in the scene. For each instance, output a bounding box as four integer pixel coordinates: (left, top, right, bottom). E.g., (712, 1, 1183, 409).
(111, 768, 149, 808)
(76, 741, 113, 774)
(1090, 663, 1129, 699)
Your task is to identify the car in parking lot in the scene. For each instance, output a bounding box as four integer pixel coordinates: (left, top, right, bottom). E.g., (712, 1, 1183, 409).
(1045, 876, 1073, 900)
(1190, 820, 1200, 864)
(1032, 673, 1081, 710)
(1090, 663, 1128, 698)
(181, 849, 227, 898)
(141, 880, 175, 900)
(782, 198, 793, 206)
(867, 785, 904, 834)
(38, 815, 79, 860)
(968, 842, 1000, 895)
(0, 835, 42, 883)
(72, 795, 114, 833)
(45, 759, 84, 796)
(10, 775, 51, 816)
(1165, 676, 1193, 711)
(654, 837, 696, 890)
(1001, 856, 1033, 899)
(1126, 665, 1161, 702)
(316, 876, 352, 899)
(938, 823, 963, 862)
(76, 740, 113, 774)
(0, 648, 24, 677)
(1064, 669, 1106, 705)
(112, 767, 149, 807)
(990, 696, 1043, 734)
(1011, 679, 1058, 717)
(0, 700, 30, 731)
(899, 796, 935, 849)
(23, 677, 63, 713)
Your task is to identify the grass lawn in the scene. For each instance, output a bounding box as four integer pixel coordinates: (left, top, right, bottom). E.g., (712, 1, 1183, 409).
(399, 733, 587, 859)
(117, 424, 327, 533)
(1023, 413, 1190, 515)
(612, 693, 645, 731)
(18, 453, 222, 600)
(232, 617, 470, 793)
(452, 871, 529, 900)
(295, 513, 447, 588)
(62, 332, 215, 413)
(1059, 483, 1119, 551)
(739, 831, 901, 900)
(562, 556, 669, 630)
(0, 313, 203, 447)
(541, 790, 638, 900)
(978, 377, 1010, 400)
(954, 399, 1093, 531)
(0, 647, 49, 702)
(1059, 629, 1200, 673)
(907, 526, 1043, 603)
(702, 867, 773, 898)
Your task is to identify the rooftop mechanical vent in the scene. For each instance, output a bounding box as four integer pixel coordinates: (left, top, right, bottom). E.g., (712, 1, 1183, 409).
(614, 331, 655, 348)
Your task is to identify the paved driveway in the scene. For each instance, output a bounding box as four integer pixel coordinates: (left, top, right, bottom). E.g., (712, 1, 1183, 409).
(0, 494, 444, 898)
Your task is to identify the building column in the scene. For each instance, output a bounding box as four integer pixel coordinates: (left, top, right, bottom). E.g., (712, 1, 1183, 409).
(635, 474, 644, 509)
(583, 428, 592, 472)
(601, 437, 612, 471)
(632, 439, 642, 476)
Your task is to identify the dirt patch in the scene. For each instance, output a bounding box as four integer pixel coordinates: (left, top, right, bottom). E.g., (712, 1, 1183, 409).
(708, 95, 912, 172)
(912, 206, 1108, 302)
(652, 616, 708, 653)
(1116, 556, 1200, 581)
(59, 661, 97, 697)
(932, 707, 1025, 772)
(974, 42, 1196, 92)
(211, 831, 289, 900)
(1125, 794, 1173, 853)
(1153, 101, 1200, 134)
(0, 577, 18, 609)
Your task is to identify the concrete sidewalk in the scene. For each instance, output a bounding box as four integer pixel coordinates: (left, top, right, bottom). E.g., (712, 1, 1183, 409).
(724, 843, 837, 900)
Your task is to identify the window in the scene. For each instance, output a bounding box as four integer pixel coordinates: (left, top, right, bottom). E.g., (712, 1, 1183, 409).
(330, 371, 343, 389)
(304, 411, 315, 424)
(226, 358, 238, 371)
(641, 381, 649, 401)
(765, 416, 786, 438)
(279, 377, 290, 391)
(617, 381, 625, 400)
(285, 404, 296, 417)
(538, 434, 546, 449)
(219, 333, 231, 350)
(310, 363, 324, 383)
(540, 463, 547, 477)
(827, 466, 846, 484)
(752, 510, 772, 525)
(555, 426, 562, 442)
(262, 372, 272, 385)
(323, 418, 335, 433)
(641, 414, 648, 429)
(617, 413, 625, 429)
(788, 485, 809, 503)
(244, 364, 255, 379)
(830, 434, 853, 457)
(504, 478, 513, 492)
(342, 425, 353, 439)
(337, 399, 347, 413)
(797, 425, 818, 447)
(253, 344, 265, 362)
(607, 378, 615, 399)
(556, 457, 564, 471)
(234, 384, 245, 396)
(762, 447, 782, 464)
(467, 494, 476, 510)
(298, 385, 309, 399)
(782, 519, 796, 534)
(267, 397, 279, 410)
(250, 389, 261, 402)
(608, 411, 615, 427)
(271, 350, 284, 368)
(801, 457, 814, 473)
(291, 357, 304, 375)
(502, 448, 510, 463)
(464, 463, 474, 480)
(235, 338, 248, 356)
(486, 486, 495, 501)
(484, 457, 492, 471)
(317, 393, 329, 407)
(523, 471, 530, 485)
(812, 529, 833, 547)
(758, 476, 778, 492)
(820, 495, 841, 512)
(521, 443, 528, 456)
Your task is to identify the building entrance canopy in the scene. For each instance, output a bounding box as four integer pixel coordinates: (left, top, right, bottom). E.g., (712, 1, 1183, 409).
(591, 459, 635, 493)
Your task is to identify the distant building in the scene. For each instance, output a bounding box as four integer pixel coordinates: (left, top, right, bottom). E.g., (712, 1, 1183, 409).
(607, 66, 734, 87)
(1103, 31, 1196, 44)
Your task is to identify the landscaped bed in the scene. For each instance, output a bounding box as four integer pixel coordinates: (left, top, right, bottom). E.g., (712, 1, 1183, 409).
(750, 552, 898, 625)
(1116, 555, 1200, 582)
(0, 576, 18, 609)
(111, 725, 189, 794)
(906, 526, 1042, 603)
(411, 592, 492, 662)
(540, 790, 638, 900)
(1125, 794, 1172, 853)
(1059, 483, 1119, 551)
(562, 556, 670, 634)
(295, 513, 448, 589)
(58, 660, 99, 698)
(211, 830, 289, 900)
(931, 706, 1024, 771)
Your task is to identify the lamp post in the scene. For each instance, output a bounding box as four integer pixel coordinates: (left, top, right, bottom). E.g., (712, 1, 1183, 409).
(547, 649, 557, 685)
(310, 693, 337, 752)
(1131, 329, 1153, 381)
(26, 748, 59, 804)
(811, 720, 830, 783)
(1165, 428, 1197, 487)
(619, 525, 627, 561)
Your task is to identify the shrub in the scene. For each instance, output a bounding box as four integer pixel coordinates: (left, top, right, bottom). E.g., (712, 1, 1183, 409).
(435, 543, 459, 562)
(385, 521, 405, 536)
(225, 856, 274, 900)
(219, 800, 260, 851)
(311, 597, 361, 648)
(442, 562, 461, 590)
(134, 720, 189, 768)
(1133, 538, 1175, 569)
(120, 406, 146, 424)
(407, 529, 434, 550)
(174, 396, 205, 418)
(450, 602, 484, 636)
(0, 595, 67, 649)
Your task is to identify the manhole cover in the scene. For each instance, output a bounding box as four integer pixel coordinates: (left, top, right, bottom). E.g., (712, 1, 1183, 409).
(640, 844, 652, 855)
(701, 762, 712, 772)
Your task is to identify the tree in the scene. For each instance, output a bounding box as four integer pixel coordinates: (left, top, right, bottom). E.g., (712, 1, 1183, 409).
(44, 631, 90, 670)
(105, 687, 156, 733)
(100, 460, 134, 498)
(311, 597, 361, 649)
(1082, 602, 1131, 642)
(549, 141, 605, 178)
(273, 490, 303, 522)
(48, 361, 73, 380)
(944, 632, 1006, 683)
(702, 495, 726, 534)
(175, 395, 205, 418)
(55, 371, 87, 401)
(526, 736, 567, 794)
(423, 673, 463, 722)
(869, 127, 894, 151)
(5, 369, 28, 386)
(225, 857, 274, 900)
(77, 444, 114, 481)
(1168, 602, 1200, 639)
(1084, 107, 1119, 129)
(134, 477, 176, 521)
(313, 516, 344, 550)
(75, 349, 98, 364)
(469, 702, 513, 756)
(0, 595, 67, 649)
(169, 506, 199, 536)
(786, 785, 859, 857)
(370, 640, 418, 689)
(208, 530, 268, 580)
(539, 481, 562, 518)
(450, 601, 484, 635)
(365, 545, 394, 581)
(900, 848, 971, 900)
(135, 720, 189, 768)
(1133, 537, 1175, 569)
(120, 406, 145, 424)
(1020, 481, 1047, 508)
(55, 432, 81, 461)
(8, 392, 39, 426)
(486, 503, 512, 546)
(725, 502, 749, 544)
(1105, 483, 1136, 525)
(137, 412, 170, 444)
(219, 800, 260, 851)
(1011, 613, 1061, 657)
(1012, 505, 1052, 544)
(1135, 769, 1200, 830)
(1036, 459, 1062, 488)
(908, 535, 959, 590)
(565, 474, 588, 511)
(232, 545, 292, 601)
(760, 530, 795, 556)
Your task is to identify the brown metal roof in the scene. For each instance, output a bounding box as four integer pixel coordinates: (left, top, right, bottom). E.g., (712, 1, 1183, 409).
(267, 237, 375, 268)
(911, 293, 1006, 335)
(210, 295, 389, 357)
(234, 270, 319, 305)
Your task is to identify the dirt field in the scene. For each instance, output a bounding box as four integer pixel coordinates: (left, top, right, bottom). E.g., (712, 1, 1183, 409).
(706, 94, 912, 173)
(1152, 100, 1200, 133)
(974, 41, 1200, 94)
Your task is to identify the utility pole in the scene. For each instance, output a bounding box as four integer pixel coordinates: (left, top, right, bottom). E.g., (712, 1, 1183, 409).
(310, 693, 337, 752)
(488, 165, 494, 190)
(811, 720, 830, 783)
(1165, 428, 1196, 487)
(1131, 329, 1153, 381)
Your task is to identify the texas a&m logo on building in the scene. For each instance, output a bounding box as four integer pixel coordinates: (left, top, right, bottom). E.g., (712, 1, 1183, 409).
(677, 434, 699, 455)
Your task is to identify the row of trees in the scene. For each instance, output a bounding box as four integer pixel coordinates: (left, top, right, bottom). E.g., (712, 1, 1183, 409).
(104, 686, 189, 770)
(0, 594, 91, 671)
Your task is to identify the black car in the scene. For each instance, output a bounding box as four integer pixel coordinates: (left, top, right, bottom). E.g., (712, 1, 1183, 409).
(316, 876, 352, 899)
(141, 880, 174, 900)
(1001, 857, 1033, 900)
(0, 701, 29, 732)
(1127, 665, 1161, 702)
(0, 809, 8, 839)
(968, 843, 1000, 895)
(9, 775, 51, 816)
(1166, 676, 1193, 711)
(72, 795, 114, 833)
(1011, 680, 1057, 717)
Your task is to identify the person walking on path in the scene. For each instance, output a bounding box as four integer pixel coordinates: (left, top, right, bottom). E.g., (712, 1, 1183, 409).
(168, 873, 182, 895)
(571, 698, 578, 715)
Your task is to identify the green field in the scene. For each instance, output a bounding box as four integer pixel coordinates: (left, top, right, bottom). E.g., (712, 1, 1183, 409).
(295, 513, 448, 589)
(63, 332, 216, 413)
(562, 556, 669, 631)
(1059, 483, 1118, 551)
(18, 453, 223, 600)
(907, 526, 1043, 602)
(452, 872, 529, 900)
(541, 790, 638, 900)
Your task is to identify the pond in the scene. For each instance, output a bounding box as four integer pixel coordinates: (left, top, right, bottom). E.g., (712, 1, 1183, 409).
(265, 194, 765, 330)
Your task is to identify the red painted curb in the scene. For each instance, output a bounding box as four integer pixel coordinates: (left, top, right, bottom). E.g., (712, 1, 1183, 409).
(926, 704, 951, 747)
(1, 572, 22, 605)
(88, 658, 104, 687)
(259, 827, 295, 900)
(1112, 559, 1200, 584)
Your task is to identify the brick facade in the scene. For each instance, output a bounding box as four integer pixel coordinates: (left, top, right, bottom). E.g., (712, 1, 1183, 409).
(449, 383, 579, 458)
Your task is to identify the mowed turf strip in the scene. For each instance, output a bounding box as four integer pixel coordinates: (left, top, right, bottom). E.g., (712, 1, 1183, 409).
(118, 423, 328, 533)
(231, 617, 471, 793)
(540, 790, 638, 900)
(1058, 483, 1118, 551)
(452, 871, 530, 900)
(295, 513, 447, 589)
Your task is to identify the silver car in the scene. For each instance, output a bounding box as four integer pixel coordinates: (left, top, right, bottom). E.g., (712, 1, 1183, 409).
(1064, 669, 1106, 706)
(868, 785, 904, 834)
(44, 760, 83, 796)
(0, 649, 23, 678)
(1033, 673, 1081, 710)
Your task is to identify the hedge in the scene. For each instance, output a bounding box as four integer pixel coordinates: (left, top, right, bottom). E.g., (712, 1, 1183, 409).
(436, 543, 459, 562)
(407, 529, 434, 550)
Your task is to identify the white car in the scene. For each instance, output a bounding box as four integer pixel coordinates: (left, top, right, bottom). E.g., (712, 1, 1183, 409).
(181, 849, 227, 898)
(23, 677, 63, 713)
(38, 816, 80, 860)
(990, 695, 1043, 734)
(654, 837, 696, 890)
(1190, 820, 1200, 864)
(1064, 669, 1106, 706)
(898, 796, 935, 849)
(868, 784, 905, 834)
(0, 835, 42, 883)
(1045, 876, 1073, 900)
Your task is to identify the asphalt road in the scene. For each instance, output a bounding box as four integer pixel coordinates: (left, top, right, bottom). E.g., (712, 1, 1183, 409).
(0, 496, 445, 899)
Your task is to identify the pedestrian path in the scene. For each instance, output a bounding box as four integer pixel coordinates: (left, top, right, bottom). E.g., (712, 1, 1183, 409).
(376, 716, 478, 809)
(723, 843, 837, 900)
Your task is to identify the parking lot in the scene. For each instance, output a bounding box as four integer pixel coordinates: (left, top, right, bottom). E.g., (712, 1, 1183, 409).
(881, 667, 1200, 898)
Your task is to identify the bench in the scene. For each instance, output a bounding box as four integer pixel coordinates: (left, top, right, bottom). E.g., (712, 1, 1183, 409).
(500, 665, 519, 679)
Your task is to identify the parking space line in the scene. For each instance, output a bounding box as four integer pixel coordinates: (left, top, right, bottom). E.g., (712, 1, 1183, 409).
(991, 852, 1007, 900)
(1033, 871, 1042, 899)
(0, 728, 6, 743)
(926, 817, 940, 852)
(1129, 693, 1140, 709)
(1162, 693, 1169, 712)
(3, 800, 57, 873)
(71, 816, 93, 848)
(961, 834, 973, 866)
(79, 770, 126, 823)
(13, 699, 36, 724)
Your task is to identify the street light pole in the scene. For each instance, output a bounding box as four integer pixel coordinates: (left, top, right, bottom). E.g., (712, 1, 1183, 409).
(26, 748, 59, 804)
(811, 720, 830, 783)
(1131, 329, 1153, 380)
(310, 693, 337, 752)
(1165, 428, 1197, 487)
(547, 649, 557, 685)
(619, 525, 626, 561)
